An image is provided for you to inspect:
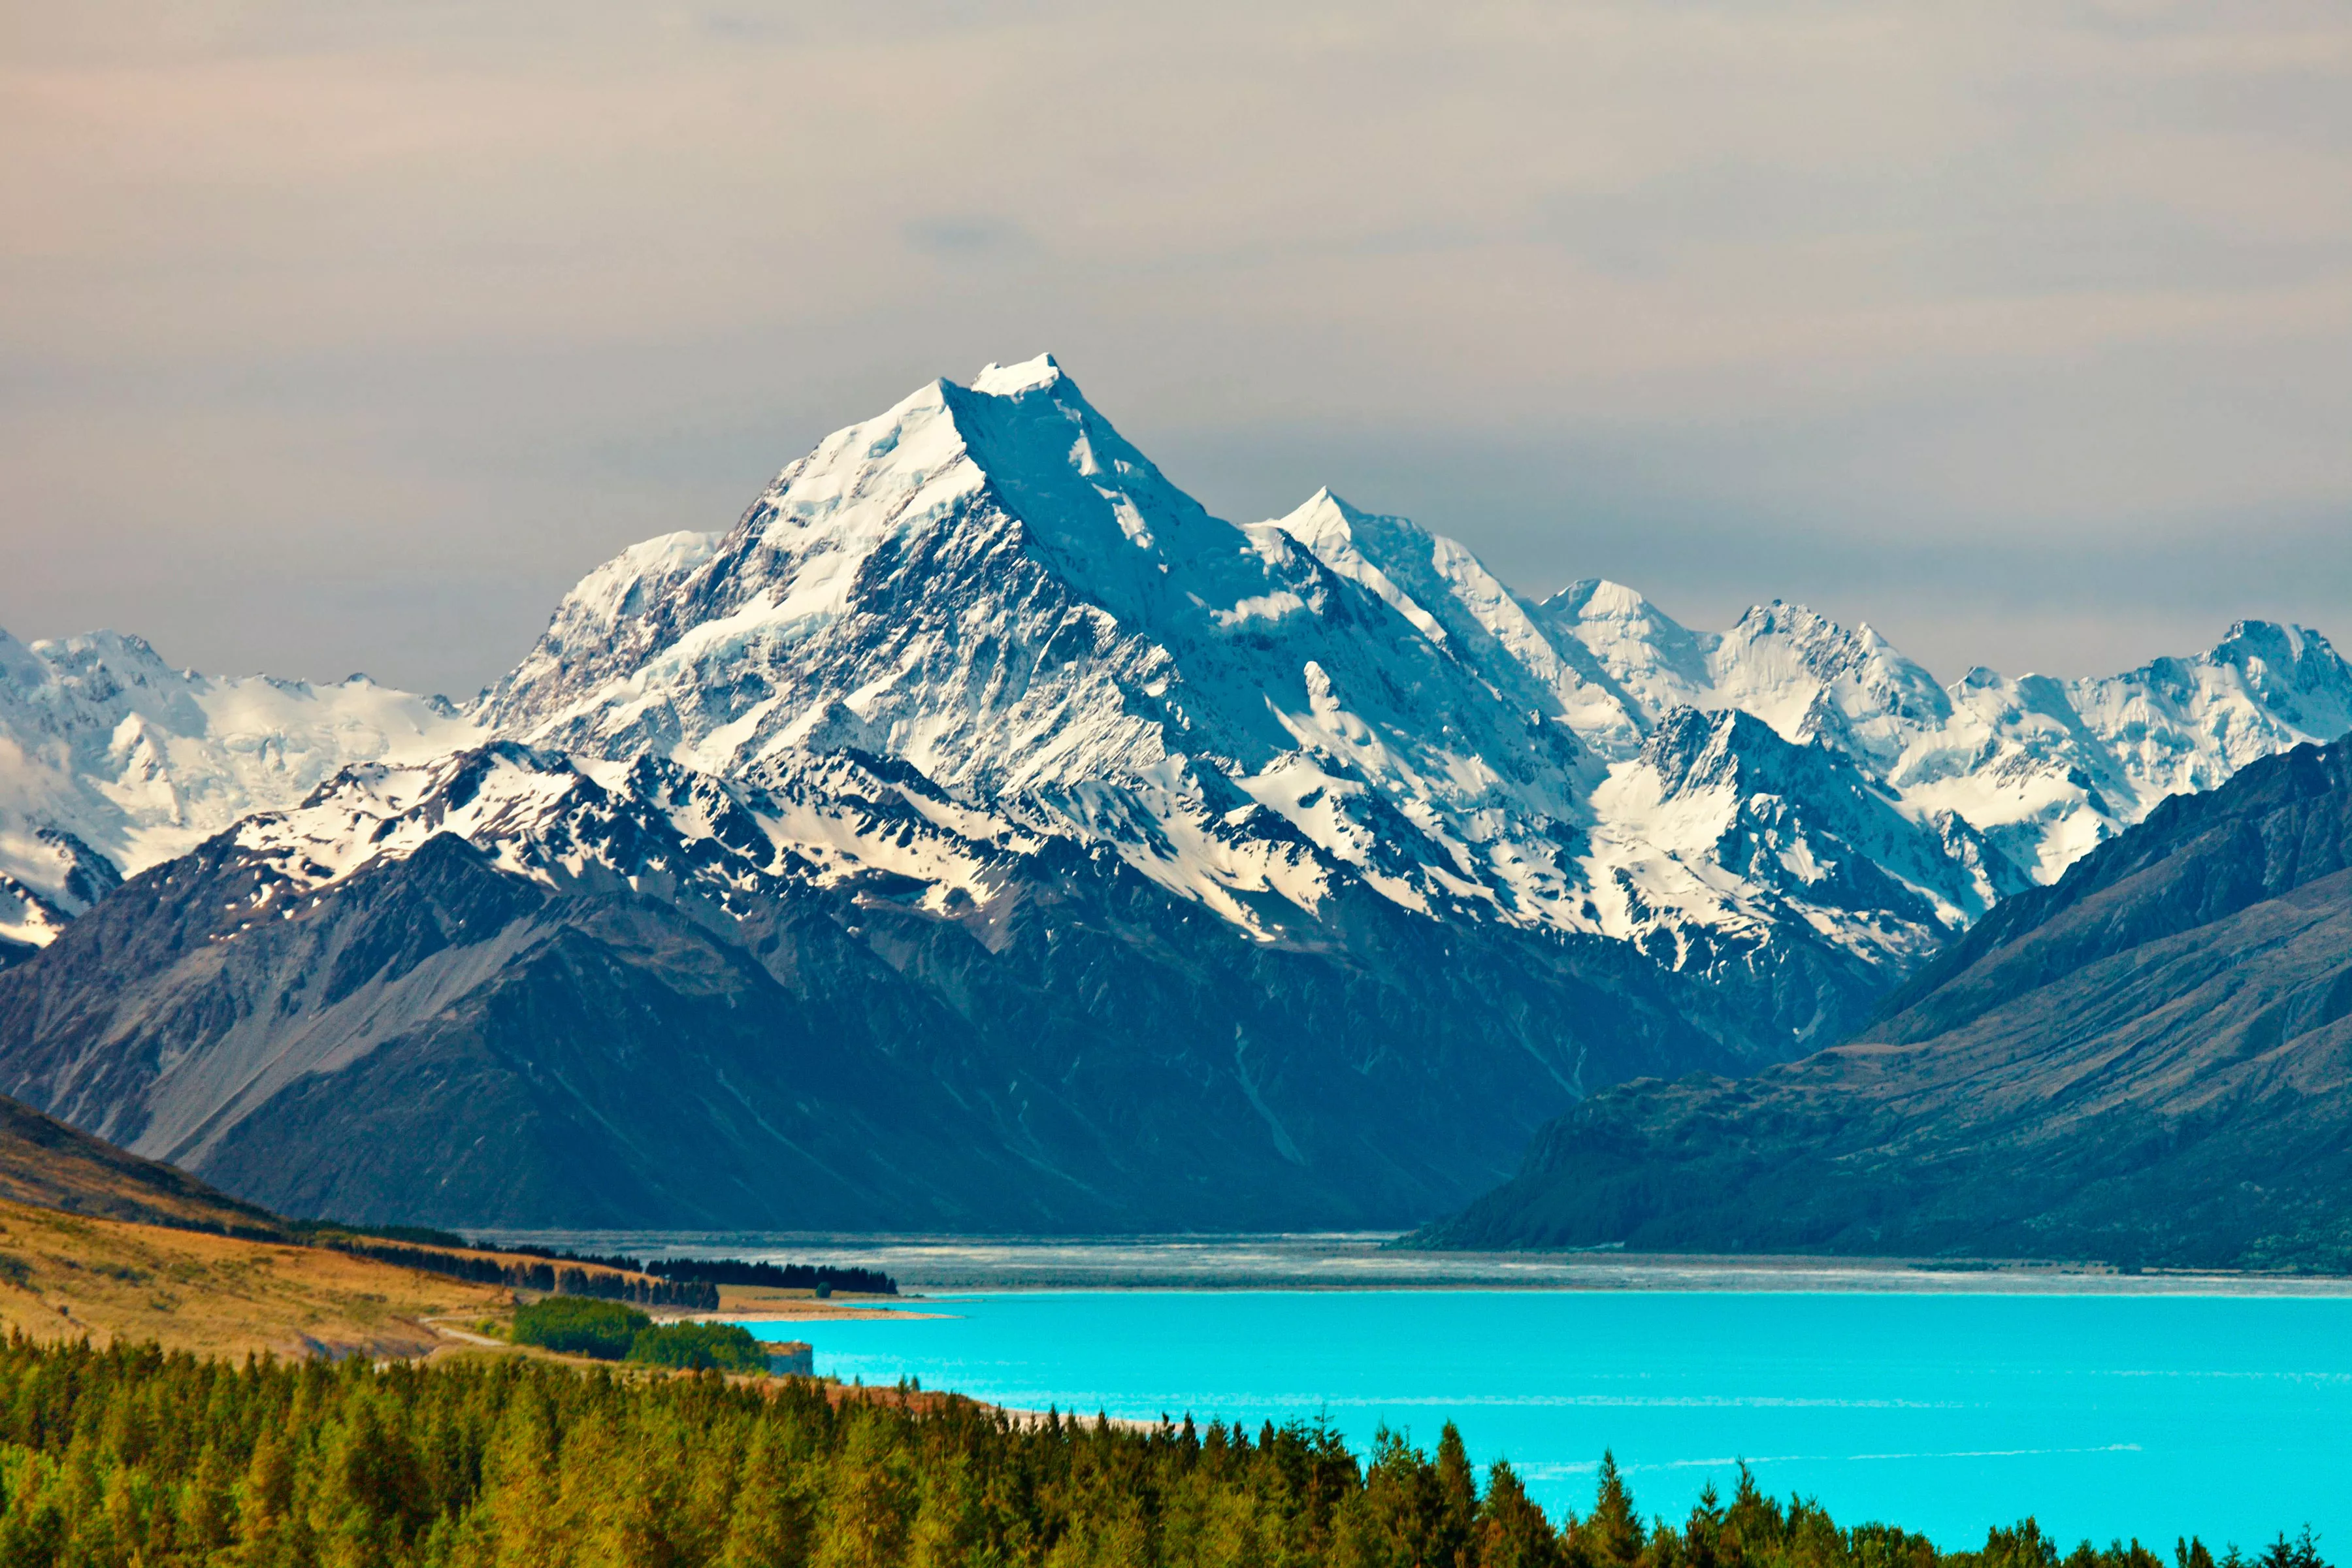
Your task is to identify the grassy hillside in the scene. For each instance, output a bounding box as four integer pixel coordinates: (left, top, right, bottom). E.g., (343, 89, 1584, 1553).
(0, 1092, 284, 1237)
(0, 1086, 525, 1358)
(0, 1195, 507, 1360)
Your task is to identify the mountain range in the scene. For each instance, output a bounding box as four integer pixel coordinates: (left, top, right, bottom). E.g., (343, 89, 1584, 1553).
(1, 353, 2347, 1230)
(1418, 735, 2352, 1269)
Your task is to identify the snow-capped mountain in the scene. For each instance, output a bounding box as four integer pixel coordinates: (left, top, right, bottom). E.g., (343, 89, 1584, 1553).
(1526, 583, 2352, 884)
(5, 351, 2349, 1229)
(0, 628, 474, 956)
(1897, 621, 2352, 881)
(481, 355, 1605, 946)
(3, 354, 2348, 1045)
(468, 355, 1980, 1043)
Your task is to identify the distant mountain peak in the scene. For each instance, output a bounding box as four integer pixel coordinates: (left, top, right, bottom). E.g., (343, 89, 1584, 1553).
(969, 352, 1067, 397)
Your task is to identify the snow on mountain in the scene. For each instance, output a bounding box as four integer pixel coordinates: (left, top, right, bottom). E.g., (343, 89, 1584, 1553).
(1891, 621, 2352, 881)
(1530, 586, 1955, 769)
(1527, 580, 2352, 887)
(4, 353, 2347, 1054)
(481, 353, 1606, 941)
(459, 355, 2352, 1045)
(1268, 489, 1646, 754)
(223, 740, 1036, 928)
(0, 627, 480, 950)
(1588, 708, 2029, 1000)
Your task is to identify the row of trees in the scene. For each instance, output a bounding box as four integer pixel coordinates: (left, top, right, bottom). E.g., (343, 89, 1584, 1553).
(0, 1335, 2312, 1568)
(497, 1250, 899, 1297)
(311, 1238, 719, 1309)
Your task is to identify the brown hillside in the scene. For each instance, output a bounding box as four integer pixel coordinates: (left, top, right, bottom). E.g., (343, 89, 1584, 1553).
(0, 1196, 507, 1359)
(0, 1091, 286, 1237)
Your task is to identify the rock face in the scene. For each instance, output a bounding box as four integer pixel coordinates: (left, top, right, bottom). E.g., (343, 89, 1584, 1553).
(0, 353, 2348, 1230)
(1415, 738, 2352, 1269)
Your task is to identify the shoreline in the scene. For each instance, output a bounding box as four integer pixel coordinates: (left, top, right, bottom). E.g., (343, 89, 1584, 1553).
(475, 1232, 2352, 1298)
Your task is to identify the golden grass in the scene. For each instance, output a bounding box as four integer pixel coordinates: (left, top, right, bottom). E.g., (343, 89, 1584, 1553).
(0, 1197, 508, 1360)
(0, 1095, 286, 1237)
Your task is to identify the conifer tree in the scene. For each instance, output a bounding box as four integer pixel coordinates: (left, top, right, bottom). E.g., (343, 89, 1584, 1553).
(723, 1418, 816, 1568)
(814, 1411, 913, 1568)
(1576, 1451, 1644, 1568)
(1479, 1460, 1562, 1568)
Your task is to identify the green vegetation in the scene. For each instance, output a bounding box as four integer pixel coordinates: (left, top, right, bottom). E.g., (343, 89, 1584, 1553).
(508, 1297, 648, 1359)
(515, 1298, 771, 1373)
(625, 1321, 768, 1374)
(510, 1301, 767, 1371)
(0, 1333, 2321, 1568)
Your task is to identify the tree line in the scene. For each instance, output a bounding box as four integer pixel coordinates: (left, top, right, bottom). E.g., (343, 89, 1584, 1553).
(310, 1238, 720, 1310)
(494, 1250, 898, 1298)
(0, 1334, 2319, 1568)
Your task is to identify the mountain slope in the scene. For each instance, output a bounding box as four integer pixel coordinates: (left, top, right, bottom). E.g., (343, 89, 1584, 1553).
(472, 355, 2057, 1047)
(1415, 738, 2352, 1268)
(0, 1088, 284, 1238)
(5, 359, 2344, 1031)
(0, 1092, 509, 1358)
(3, 355, 2349, 1232)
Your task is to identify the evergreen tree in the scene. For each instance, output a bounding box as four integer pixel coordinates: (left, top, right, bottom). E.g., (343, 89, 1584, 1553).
(723, 1418, 816, 1568)
(1478, 1460, 1561, 1568)
(1573, 1452, 1644, 1568)
(815, 1412, 913, 1568)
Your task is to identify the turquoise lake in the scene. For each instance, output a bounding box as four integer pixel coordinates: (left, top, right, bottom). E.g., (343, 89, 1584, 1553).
(741, 1290, 2352, 1551)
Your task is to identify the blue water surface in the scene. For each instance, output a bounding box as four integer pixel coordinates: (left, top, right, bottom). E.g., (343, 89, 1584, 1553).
(743, 1290, 2352, 1551)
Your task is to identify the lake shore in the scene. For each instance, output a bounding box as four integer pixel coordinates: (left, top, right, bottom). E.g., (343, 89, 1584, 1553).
(470, 1230, 2352, 1296)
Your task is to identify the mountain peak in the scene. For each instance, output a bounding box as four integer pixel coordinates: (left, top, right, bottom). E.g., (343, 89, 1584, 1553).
(1541, 579, 1660, 623)
(970, 353, 1066, 397)
(1269, 487, 1405, 549)
(1295, 485, 1367, 519)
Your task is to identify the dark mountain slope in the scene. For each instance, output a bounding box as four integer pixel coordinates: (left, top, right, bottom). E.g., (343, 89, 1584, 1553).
(0, 1086, 282, 1237)
(1415, 739, 2352, 1269)
(0, 747, 1745, 1231)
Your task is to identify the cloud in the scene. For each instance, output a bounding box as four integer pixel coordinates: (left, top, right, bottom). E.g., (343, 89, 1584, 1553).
(0, 0, 2347, 693)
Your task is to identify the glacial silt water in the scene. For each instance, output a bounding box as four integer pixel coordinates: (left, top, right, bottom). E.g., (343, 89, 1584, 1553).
(745, 1290, 2352, 1550)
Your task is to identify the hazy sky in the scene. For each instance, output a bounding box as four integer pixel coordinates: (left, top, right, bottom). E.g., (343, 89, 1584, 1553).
(5, 1, 2349, 697)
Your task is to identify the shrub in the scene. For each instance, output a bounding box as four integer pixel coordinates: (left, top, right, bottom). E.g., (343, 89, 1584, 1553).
(627, 1321, 770, 1373)
(510, 1295, 649, 1359)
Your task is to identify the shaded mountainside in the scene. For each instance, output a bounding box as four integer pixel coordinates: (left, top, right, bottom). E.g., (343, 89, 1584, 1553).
(0, 1084, 282, 1238)
(1416, 739, 2352, 1269)
(0, 746, 1740, 1232)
